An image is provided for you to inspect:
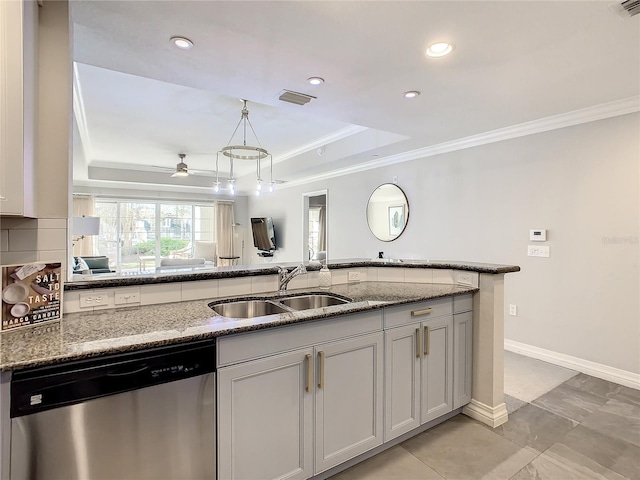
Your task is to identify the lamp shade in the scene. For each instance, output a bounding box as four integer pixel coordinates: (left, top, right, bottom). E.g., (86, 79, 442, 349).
(73, 216, 100, 236)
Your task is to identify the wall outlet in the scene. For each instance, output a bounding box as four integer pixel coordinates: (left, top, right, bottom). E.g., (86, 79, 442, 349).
(456, 272, 473, 286)
(80, 292, 109, 308)
(509, 304, 517, 316)
(347, 271, 361, 282)
(527, 245, 550, 257)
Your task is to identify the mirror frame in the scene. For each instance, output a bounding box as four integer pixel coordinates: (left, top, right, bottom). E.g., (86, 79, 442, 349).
(302, 189, 328, 263)
(366, 183, 410, 242)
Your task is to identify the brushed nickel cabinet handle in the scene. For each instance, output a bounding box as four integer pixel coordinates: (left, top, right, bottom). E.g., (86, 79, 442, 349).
(411, 308, 433, 317)
(424, 326, 430, 356)
(318, 351, 325, 389)
(305, 354, 312, 392)
(415, 328, 421, 358)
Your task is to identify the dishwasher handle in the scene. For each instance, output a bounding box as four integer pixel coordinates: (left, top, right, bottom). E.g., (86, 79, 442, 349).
(106, 364, 149, 377)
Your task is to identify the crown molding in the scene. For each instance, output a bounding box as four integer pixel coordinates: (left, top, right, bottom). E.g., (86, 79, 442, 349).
(280, 96, 640, 189)
(272, 124, 368, 164)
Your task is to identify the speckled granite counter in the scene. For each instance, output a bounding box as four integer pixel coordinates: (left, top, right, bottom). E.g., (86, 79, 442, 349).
(66, 259, 519, 290)
(1, 282, 476, 371)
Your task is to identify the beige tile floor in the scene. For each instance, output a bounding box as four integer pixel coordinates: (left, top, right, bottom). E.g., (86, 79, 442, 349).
(330, 352, 640, 480)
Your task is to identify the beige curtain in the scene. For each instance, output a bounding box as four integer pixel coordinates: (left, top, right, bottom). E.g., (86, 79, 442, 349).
(72, 196, 95, 257)
(216, 202, 235, 260)
(318, 206, 326, 252)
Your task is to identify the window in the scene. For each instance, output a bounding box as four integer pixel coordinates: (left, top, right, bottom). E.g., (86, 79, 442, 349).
(93, 199, 215, 273)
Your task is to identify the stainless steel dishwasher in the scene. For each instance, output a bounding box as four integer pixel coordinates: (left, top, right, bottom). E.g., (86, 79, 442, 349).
(9, 340, 216, 480)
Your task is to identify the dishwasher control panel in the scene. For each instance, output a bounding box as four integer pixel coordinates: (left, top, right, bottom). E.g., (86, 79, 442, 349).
(11, 341, 216, 418)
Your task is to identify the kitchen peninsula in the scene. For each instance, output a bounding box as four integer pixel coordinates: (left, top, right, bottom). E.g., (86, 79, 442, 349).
(0, 259, 519, 480)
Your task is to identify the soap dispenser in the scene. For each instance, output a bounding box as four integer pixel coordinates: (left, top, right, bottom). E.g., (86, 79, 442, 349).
(318, 262, 332, 289)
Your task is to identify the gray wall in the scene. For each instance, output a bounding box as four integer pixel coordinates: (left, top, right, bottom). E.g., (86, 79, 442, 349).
(247, 113, 640, 375)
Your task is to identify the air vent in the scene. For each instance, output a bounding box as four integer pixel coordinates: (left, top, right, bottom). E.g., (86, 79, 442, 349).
(622, 0, 640, 16)
(278, 90, 316, 106)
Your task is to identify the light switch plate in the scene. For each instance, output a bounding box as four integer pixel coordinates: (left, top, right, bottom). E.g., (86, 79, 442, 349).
(115, 291, 140, 305)
(527, 245, 550, 257)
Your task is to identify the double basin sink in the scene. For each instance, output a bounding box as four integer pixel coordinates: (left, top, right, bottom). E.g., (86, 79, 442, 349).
(209, 293, 351, 319)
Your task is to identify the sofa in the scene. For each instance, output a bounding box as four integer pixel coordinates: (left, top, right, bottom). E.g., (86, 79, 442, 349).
(74, 256, 114, 274)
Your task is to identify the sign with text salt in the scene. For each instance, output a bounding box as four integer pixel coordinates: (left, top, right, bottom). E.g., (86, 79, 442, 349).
(1, 262, 62, 331)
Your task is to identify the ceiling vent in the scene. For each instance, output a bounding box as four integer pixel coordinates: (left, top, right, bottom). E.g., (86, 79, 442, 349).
(622, 0, 640, 16)
(612, 0, 640, 17)
(278, 90, 316, 106)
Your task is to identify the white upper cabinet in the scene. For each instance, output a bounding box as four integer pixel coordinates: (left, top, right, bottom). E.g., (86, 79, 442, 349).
(0, 0, 37, 217)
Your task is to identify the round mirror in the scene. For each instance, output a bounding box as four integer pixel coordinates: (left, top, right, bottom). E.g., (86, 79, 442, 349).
(366, 183, 410, 241)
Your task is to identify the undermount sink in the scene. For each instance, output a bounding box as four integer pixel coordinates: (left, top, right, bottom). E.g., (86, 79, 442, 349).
(210, 293, 352, 318)
(210, 300, 291, 318)
(278, 294, 350, 310)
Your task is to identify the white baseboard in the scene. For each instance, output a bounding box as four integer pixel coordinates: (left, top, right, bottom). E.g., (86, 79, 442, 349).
(463, 399, 508, 428)
(504, 339, 640, 390)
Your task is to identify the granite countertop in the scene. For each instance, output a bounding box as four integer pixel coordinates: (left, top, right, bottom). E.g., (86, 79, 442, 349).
(66, 258, 520, 290)
(0, 282, 477, 371)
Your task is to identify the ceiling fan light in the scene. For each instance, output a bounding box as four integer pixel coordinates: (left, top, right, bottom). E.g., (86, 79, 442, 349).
(426, 42, 453, 58)
(173, 161, 189, 177)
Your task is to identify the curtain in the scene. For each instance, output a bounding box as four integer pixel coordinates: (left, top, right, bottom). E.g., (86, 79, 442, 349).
(72, 195, 95, 257)
(216, 202, 235, 260)
(318, 206, 326, 252)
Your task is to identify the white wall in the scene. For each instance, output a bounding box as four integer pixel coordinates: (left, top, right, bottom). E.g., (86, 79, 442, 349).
(247, 113, 640, 376)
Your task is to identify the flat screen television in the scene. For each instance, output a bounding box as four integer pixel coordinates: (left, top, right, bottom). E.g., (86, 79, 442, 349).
(251, 217, 276, 252)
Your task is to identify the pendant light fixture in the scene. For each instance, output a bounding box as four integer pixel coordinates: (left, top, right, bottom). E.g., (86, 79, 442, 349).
(215, 100, 273, 195)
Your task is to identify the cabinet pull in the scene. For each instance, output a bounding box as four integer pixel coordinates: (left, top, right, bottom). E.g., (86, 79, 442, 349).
(424, 326, 430, 356)
(411, 308, 433, 317)
(415, 328, 421, 358)
(317, 351, 325, 389)
(305, 354, 312, 392)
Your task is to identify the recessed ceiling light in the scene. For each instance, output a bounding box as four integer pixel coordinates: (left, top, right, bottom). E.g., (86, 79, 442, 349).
(171, 36, 193, 50)
(403, 91, 420, 99)
(307, 77, 324, 86)
(426, 42, 453, 58)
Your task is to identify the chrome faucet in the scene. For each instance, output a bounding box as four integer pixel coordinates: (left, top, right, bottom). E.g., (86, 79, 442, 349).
(278, 264, 307, 293)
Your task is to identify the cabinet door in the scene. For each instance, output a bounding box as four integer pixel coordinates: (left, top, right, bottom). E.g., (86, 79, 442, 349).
(314, 332, 384, 474)
(0, 0, 36, 216)
(384, 324, 421, 441)
(453, 311, 473, 408)
(420, 315, 454, 424)
(218, 348, 314, 480)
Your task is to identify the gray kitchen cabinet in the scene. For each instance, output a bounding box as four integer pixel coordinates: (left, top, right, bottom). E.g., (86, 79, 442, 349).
(217, 311, 384, 480)
(314, 332, 384, 474)
(0, 0, 36, 217)
(218, 348, 314, 480)
(384, 298, 472, 442)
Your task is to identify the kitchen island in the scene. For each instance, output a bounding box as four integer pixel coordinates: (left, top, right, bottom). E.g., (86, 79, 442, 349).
(0, 260, 519, 480)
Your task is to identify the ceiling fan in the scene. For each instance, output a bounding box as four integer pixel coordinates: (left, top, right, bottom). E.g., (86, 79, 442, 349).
(148, 153, 215, 177)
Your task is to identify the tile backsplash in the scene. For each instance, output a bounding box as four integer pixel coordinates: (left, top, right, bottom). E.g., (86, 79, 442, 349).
(0, 218, 68, 276)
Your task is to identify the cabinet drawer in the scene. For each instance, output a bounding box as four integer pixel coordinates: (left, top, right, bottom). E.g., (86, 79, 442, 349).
(217, 310, 383, 367)
(453, 294, 473, 314)
(384, 297, 452, 329)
